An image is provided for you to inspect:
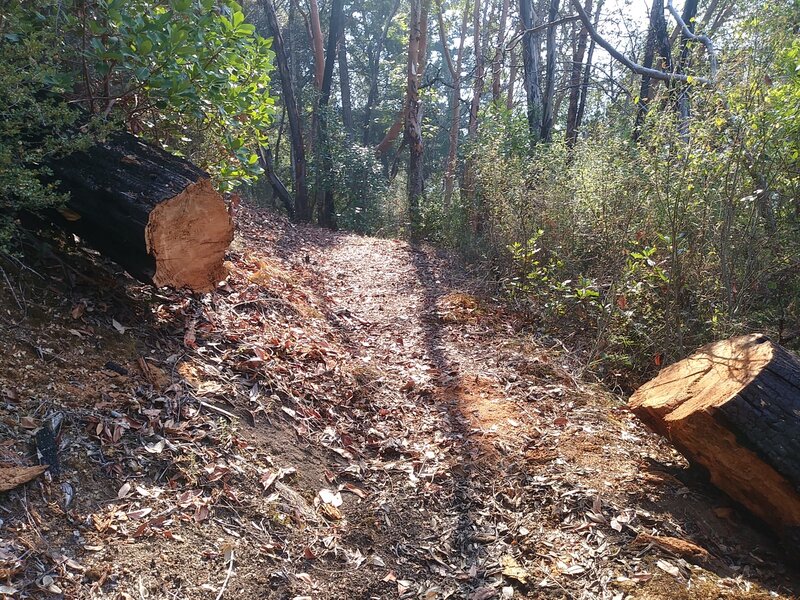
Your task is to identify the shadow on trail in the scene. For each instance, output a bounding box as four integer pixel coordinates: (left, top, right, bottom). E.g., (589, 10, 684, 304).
(409, 244, 488, 588)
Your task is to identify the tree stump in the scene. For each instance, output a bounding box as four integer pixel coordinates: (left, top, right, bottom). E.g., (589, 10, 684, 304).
(629, 334, 800, 543)
(51, 131, 233, 292)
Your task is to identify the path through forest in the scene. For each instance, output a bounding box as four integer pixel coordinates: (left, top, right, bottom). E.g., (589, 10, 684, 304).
(0, 207, 798, 599)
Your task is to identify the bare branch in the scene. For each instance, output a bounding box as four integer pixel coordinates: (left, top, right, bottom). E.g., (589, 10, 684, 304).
(666, 0, 717, 78)
(568, 0, 711, 85)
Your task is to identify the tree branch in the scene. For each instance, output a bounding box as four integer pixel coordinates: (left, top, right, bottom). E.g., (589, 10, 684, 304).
(666, 0, 717, 78)
(569, 0, 711, 85)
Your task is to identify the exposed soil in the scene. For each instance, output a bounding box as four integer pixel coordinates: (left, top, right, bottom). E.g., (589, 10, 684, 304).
(0, 206, 798, 599)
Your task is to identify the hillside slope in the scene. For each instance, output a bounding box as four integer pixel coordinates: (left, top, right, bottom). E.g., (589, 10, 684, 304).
(0, 206, 797, 599)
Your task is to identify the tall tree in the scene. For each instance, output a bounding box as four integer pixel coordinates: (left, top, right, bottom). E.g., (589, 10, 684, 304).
(565, 0, 592, 147)
(338, 35, 354, 133)
(540, 0, 560, 141)
(317, 0, 346, 228)
(363, 0, 402, 145)
(520, 0, 543, 142)
(405, 0, 425, 231)
(507, 23, 520, 110)
(308, 0, 326, 89)
(575, 0, 603, 135)
(633, 0, 671, 141)
(438, 0, 470, 208)
(260, 0, 310, 221)
(463, 0, 489, 226)
(675, 0, 699, 136)
(491, 0, 510, 103)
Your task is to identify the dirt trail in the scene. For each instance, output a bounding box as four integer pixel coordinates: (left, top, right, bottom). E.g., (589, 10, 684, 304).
(263, 220, 800, 599)
(0, 208, 798, 599)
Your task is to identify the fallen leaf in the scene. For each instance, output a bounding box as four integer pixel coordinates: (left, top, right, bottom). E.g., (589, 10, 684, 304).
(143, 440, 165, 454)
(713, 506, 735, 520)
(656, 560, 681, 578)
(117, 482, 132, 499)
(318, 503, 342, 520)
(126, 508, 152, 520)
(343, 482, 367, 498)
(319, 488, 343, 507)
(500, 554, 528, 584)
(112, 319, 127, 334)
(194, 504, 210, 523)
(470, 587, 497, 600)
(635, 533, 710, 563)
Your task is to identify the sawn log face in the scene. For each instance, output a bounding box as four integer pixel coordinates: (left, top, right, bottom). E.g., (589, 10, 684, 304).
(629, 334, 800, 538)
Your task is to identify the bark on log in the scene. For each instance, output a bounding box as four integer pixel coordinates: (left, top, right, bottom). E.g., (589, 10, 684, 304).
(629, 334, 800, 545)
(51, 131, 233, 292)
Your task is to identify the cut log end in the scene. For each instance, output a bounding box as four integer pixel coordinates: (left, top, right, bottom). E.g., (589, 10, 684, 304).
(629, 334, 800, 539)
(49, 130, 234, 292)
(146, 179, 233, 292)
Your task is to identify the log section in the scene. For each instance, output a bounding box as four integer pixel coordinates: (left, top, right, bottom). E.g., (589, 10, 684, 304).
(629, 334, 800, 544)
(51, 131, 233, 291)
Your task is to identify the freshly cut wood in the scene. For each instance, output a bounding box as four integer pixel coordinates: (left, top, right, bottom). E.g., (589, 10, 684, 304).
(51, 131, 233, 292)
(629, 334, 800, 543)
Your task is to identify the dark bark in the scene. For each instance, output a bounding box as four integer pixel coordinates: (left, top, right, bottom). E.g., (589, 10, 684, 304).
(405, 0, 424, 232)
(261, 0, 310, 221)
(50, 131, 233, 291)
(317, 0, 346, 229)
(258, 146, 295, 220)
(492, 0, 510, 103)
(565, 0, 592, 147)
(633, 0, 670, 141)
(675, 0, 699, 137)
(575, 0, 602, 135)
(540, 0, 561, 142)
(520, 0, 543, 142)
(338, 36, 354, 132)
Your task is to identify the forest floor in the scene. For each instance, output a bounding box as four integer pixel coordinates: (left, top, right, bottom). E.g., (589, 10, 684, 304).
(1, 205, 799, 600)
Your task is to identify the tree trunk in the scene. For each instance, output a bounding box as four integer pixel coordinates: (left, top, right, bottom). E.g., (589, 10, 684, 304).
(51, 131, 233, 292)
(261, 0, 310, 221)
(520, 0, 543, 142)
(363, 0, 402, 145)
(439, 0, 470, 208)
(258, 146, 295, 221)
(633, 0, 670, 142)
(492, 0, 510, 104)
(507, 28, 519, 110)
(463, 0, 489, 231)
(575, 0, 602, 135)
(405, 0, 424, 232)
(540, 0, 560, 142)
(629, 334, 800, 546)
(675, 0, 699, 139)
(308, 0, 325, 90)
(339, 36, 354, 133)
(565, 0, 592, 147)
(317, 0, 346, 229)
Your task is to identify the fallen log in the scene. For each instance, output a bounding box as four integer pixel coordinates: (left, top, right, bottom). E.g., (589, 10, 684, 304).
(50, 131, 233, 292)
(629, 334, 800, 545)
